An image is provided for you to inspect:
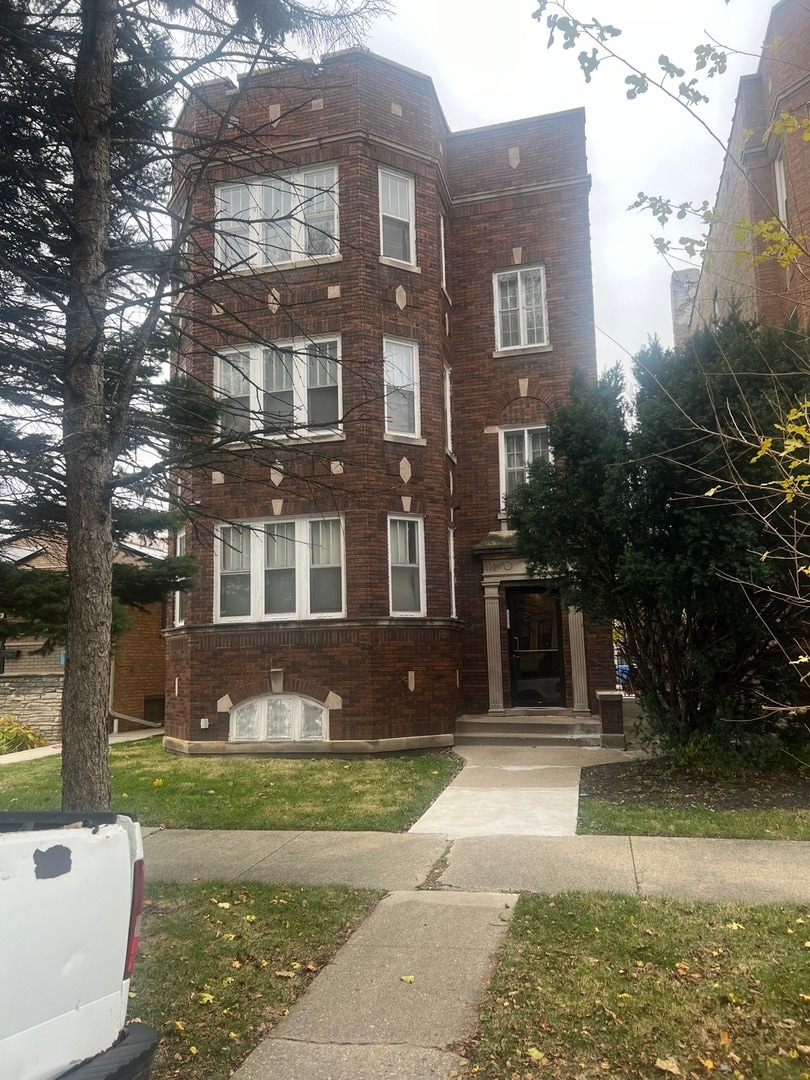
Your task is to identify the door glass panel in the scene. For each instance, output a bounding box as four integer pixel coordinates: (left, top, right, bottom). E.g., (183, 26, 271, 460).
(508, 590, 564, 707)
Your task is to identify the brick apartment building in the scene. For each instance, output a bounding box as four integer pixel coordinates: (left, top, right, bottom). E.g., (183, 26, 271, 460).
(165, 48, 616, 754)
(687, 0, 810, 332)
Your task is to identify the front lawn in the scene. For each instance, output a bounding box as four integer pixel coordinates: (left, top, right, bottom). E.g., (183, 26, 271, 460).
(0, 737, 461, 831)
(462, 893, 810, 1079)
(578, 759, 810, 840)
(132, 881, 380, 1080)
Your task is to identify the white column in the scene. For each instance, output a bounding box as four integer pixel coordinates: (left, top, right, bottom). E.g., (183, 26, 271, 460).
(567, 606, 590, 714)
(484, 583, 504, 711)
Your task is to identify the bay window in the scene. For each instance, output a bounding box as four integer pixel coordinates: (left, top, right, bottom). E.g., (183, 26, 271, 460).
(216, 166, 339, 270)
(216, 516, 344, 621)
(217, 338, 341, 438)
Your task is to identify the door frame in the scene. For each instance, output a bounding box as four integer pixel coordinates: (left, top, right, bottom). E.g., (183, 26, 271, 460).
(505, 586, 565, 708)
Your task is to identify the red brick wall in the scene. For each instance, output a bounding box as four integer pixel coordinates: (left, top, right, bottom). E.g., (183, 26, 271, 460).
(167, 49, 613, 744)
(691, 0, 810, 332)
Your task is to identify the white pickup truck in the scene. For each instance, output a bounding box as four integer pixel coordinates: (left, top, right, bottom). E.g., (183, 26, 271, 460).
(0, 812, 158, 1080)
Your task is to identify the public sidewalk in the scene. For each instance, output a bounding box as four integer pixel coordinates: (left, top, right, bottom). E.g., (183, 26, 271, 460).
(143, 744, 810, 1080)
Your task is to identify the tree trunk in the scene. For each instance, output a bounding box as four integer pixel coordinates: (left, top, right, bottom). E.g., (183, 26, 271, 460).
(61, 0, 117, 810)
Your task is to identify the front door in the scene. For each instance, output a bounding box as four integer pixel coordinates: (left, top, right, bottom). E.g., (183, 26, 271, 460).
(506, 588, 565, 707)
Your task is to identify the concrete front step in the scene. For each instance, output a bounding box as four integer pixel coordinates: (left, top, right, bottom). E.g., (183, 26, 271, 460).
(454, 712, 602, 747)
(455, 732, 602, 747)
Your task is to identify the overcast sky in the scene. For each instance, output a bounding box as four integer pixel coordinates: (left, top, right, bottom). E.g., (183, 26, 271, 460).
(365, 0, 770, 371)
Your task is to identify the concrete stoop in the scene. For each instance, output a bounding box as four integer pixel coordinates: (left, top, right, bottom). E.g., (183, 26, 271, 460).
(454, 711, 602, 747)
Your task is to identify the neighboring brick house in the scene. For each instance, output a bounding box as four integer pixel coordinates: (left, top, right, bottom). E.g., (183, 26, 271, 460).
(0, 538, 167, 740)
(165, 48, 616, 754)
(688, 0, 810, 331)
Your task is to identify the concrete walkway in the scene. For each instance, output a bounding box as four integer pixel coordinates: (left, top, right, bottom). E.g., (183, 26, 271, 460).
(141, 744, 810, 1080)
(410, 744, 640, 837)
(0, 726, 162, 765)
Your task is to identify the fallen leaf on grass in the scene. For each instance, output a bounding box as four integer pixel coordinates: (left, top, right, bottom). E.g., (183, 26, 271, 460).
(274, 971, 296, 978)
(527, 1047, 544, 1061)
(655, 1057, 682, 1075)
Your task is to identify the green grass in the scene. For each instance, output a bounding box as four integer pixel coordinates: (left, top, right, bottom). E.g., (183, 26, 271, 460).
(463, 893, 810, 1079)
(0, 737, 461, 830)
(132, 881, 380, 1080)
(578, 802, 810, 841)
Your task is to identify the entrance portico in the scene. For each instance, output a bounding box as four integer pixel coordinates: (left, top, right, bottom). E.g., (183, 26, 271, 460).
(476, 535, 591, 716)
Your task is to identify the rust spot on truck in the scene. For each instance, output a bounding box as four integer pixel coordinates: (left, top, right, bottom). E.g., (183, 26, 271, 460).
(34, 844, 72, 879)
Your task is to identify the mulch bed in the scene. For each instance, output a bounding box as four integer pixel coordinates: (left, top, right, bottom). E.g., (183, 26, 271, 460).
(579, 759, 809, 812)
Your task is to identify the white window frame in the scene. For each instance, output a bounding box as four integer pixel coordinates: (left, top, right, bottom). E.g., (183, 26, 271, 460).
(215, 165, 339, 271)
(379, 167, 416, 265)
(216, 337, 342, 439)
(500, 426, 552, 503)
(383, 337, 421, 437)
(388, 515, 426, 617)
(214, 516, 345, 622)
(439, 214, 447, 290)
(774, 154, 788, 224)
(230, 693, 329, 742)
(175, 529, 186, 626)
(443, 364, 453, 453)
(493, 265, 549, 350)
(448, 527, 457, 620)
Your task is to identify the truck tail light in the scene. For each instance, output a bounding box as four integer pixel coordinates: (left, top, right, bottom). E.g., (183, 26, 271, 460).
(124, 857, 145, 979)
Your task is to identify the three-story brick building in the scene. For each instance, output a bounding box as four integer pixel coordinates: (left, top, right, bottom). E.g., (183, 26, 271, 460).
(165, 49, 615, 754)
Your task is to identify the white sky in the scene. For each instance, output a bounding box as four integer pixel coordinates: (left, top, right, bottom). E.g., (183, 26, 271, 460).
(366, 0, 770, 371)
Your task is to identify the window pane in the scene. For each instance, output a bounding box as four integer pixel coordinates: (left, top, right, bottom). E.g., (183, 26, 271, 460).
(231, 699, 262, 740)
(390, 519, 421, 613)
(522, 269, 546, 344)
(176, 532, 186, 624)
(310, 520, 342, 613)
(381, 172, 410, 219)
(220, 526, 251, 617)
(392, 566, 420, 612)
(219, 351, 251, 434)
(300, 701, 326, 740)
(382, 216, 410, 262)
(260, 179, 293, 263)
(263, 348, 295, 431)
(528, 428, 550, 463)
(505, 431, 525, 472)
(265, 522, 296, 615)
(307, 343, 339, 426)
(386, 389, 415, 434)
(310, 566, 342, 613)
(221, 525, 250, 572)
(220, 573, 251, 617)
(217, 186, 253, 267)
(384, 342, 416, 433)
(266, 697, 293, 739)
(302, 168, 337, 256)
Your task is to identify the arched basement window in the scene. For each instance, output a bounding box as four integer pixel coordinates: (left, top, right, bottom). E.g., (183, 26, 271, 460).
(230, 694, 328, 741)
